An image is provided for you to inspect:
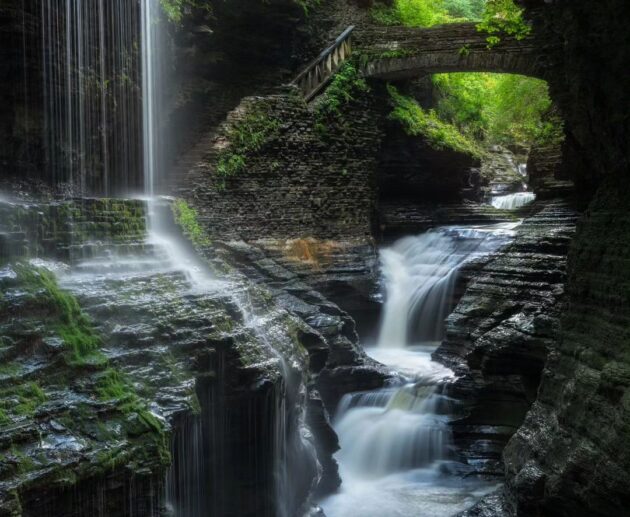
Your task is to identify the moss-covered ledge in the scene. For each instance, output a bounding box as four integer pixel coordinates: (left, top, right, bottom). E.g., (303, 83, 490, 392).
(0, 263, 170, 515)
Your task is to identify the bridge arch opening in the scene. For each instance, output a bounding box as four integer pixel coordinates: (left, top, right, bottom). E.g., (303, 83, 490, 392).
(373, 71, 572, 241)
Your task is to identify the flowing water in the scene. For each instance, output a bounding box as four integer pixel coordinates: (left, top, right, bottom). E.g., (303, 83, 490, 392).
(491, 192, 536, 210)
(377, 224, 519, 347)
(35, 0, 143, 194)
(321, 224, 517, 517)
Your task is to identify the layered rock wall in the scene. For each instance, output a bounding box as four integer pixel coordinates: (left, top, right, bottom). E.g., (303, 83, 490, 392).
(175, 89, 384, 241)
(467, 1, 630, 514)
(435, 200, 577, 475)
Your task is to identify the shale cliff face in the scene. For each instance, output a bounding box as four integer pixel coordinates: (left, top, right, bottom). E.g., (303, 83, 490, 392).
(485, 1, 630, 515)
(435, 200, 577, 476)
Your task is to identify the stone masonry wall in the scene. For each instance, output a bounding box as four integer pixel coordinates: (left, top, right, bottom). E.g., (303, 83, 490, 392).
(174, 86, 385, 241)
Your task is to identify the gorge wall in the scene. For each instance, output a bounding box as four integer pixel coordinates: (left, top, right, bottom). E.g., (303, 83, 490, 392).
(469, 1, 630, 515)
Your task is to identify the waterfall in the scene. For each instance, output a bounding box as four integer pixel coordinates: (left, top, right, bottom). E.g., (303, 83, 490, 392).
(334, 383, 453, 477)
(320, 224, 515, 516)
(321, 350, 498, 517)
(491, 192, 536, 210)
(377, 225, 518, 348)
(141, 0, 166, 197)
(37, 0, 142, 194)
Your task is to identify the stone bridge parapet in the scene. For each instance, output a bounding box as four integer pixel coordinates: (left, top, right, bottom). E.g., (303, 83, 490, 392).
(354, 22, 557, 80)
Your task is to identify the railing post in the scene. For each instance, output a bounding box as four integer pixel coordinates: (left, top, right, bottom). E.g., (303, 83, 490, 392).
(291, 26, 355, 102)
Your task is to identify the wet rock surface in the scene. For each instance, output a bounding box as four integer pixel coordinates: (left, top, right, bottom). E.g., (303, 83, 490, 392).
(0, 199, 327, 517)
(482, 146, 527, 197)
(434, 200, 578, 476)
(379, 201, 518, 242)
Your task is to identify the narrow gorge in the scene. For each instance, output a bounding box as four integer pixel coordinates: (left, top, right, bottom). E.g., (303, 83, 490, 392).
(0, 1, 628, 516)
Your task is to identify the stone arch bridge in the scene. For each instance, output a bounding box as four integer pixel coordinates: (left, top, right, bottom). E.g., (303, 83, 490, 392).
(293, 22, 557, 100)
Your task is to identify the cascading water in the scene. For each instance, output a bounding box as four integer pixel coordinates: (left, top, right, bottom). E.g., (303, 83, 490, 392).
(321, 224, 517, 517)
(491, 192, 536, 210)
(377, 224, 519, 348)
(141, 0, 166, 198)
(137, 7, 303, 515)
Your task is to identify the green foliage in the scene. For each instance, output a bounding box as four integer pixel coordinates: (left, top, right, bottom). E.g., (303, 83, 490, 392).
(477, 0, 531, 47)
(172, 199, 211, 247)
(432, 72, 560, 146)
(371, 0, 453, 27)
(216, 109, 280, 186)
(316, 62, 370, 123)
(370, 0, 484, 27)
(442, 0, 486, 20)
(432, 73, 493, 140)
(387, 84, 483, 158)
(369, 0, 527, 40)
(160, 0, 211, 23)
(483, 74, 558, 144)
(15, 265, 104, 366)
(370, 3, 403, 25)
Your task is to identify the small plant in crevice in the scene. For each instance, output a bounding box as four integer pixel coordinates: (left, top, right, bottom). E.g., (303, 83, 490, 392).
(315, 62, 370, 129)
(294, 0, 321, 14)
(160, 0, 212, 24)
(216, 109, 280, 188)
(172, 199, 211, 247)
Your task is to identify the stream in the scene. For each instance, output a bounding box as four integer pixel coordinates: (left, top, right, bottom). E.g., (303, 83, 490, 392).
(320, 223, 518, 517)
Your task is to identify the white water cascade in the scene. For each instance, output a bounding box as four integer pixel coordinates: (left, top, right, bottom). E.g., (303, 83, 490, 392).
(491, 192, 536, 210)
(377, 224, 519, 348)
(321, 224, 517, 517)
(141, 0, 166, 198)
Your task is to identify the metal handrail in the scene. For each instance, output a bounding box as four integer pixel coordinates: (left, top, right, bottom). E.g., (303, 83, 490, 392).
(292, 25, 355, 101)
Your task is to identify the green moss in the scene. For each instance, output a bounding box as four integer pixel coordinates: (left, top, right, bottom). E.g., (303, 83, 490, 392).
(0, 362, 21, 377)
(10, 446, 37, 474)
(15, 264, 105, 366)
(14, 383, 47, 416)
(97, 369, 165, 437)
(387, 84, 483, 158)
(316, 62, 370, 125)
(380, 49, 415, 59)
(0, 408, 10, 425)
(97, 369, 134, 402)
(172, 199, 211, 247)
(7, 263, 169, 473)
(216, 109, 280, 187)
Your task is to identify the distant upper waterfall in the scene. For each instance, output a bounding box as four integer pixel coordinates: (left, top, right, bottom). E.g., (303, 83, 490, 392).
(377, 224, 518, 348)
(491, 192, 536, 210)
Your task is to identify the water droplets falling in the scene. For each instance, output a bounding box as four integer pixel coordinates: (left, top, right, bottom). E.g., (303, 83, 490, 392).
(38, 0, 142, 194)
